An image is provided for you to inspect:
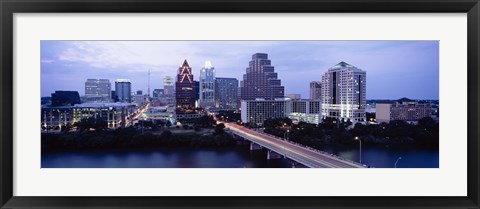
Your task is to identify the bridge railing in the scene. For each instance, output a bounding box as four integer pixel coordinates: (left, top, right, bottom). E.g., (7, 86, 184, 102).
(231, 129, 345, 168)
(254, 129, 367, 167)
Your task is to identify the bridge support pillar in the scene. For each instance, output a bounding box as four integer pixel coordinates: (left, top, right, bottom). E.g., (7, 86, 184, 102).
(250, 142, 262, 150)
(267, 150, 281, 160)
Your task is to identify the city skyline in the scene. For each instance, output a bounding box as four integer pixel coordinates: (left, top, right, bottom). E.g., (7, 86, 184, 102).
(41, 41, 439, 99)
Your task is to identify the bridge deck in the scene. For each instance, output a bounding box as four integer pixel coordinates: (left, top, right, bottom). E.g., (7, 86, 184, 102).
(224, 123, 364, 168)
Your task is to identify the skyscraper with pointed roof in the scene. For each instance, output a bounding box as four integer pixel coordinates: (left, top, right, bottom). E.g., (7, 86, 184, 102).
(239, 53, 284, 100)
(321, 61, 366, 123)
(175, 59, 196, 110)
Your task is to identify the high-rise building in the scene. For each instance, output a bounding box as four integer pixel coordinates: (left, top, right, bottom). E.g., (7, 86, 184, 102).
(152, 89, 164, 102)
(199, 61, 216, 107)
(321, 62, 366, 123)
(133, 91, 147, 107)
(164, 76, 174, 95)
(175, 59, 196, 110)
(163, 76, 175, 106)
(111, 90, 118, 102)
(215, 77, 239, 110)
(241, 98, 290, 125)
(310, 81, 322, 101)
(84, 79, 111, 102)
(240, 53, 285, 100)
(115, 79, 132, 103)
(194, 81, 200, 101)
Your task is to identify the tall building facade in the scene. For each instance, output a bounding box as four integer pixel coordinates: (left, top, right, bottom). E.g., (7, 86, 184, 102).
(115, 79, 132, 102)
(175, 60, 196, 110)
(241, 99, 290, 125)
(84, 79, 111, 102)
(199, 61, 216, 107)
(133, 90, 147, 106)
(163, 76, 175, 106)
(152, 89, 164, 102)
(310, 81, 322, 100)
(321, 62, 366, 123)
(215, 77, 239, 110)
(240, 99, 321, 125)
(194, 81, 200, 102)
(239, 53, 284, 100)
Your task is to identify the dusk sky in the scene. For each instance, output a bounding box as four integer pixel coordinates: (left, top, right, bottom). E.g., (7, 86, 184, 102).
(41, 41, 439, 100)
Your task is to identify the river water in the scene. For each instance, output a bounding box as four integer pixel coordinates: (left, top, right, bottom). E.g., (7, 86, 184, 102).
(42, 144, 438, 168)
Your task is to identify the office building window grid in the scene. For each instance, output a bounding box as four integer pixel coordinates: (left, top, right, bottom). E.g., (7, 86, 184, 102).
(321, 62, 366, 122)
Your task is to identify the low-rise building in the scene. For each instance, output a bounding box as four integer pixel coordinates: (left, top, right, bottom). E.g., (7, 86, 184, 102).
(289, 100, 322, 124)
(41, 102, 136, 130)
(51, 91, 81, 106)
(286, 93, 301, 100)
(376, 98, 432, 123)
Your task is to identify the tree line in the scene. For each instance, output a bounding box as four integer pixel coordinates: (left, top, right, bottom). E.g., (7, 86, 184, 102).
(263, 117, 439, 150)
(42, 124, 235, 152)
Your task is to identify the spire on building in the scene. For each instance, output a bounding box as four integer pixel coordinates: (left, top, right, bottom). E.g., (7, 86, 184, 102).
(175, 59, 195, 110)
(334, 61, 354, 68)
(204, 60, 213, 69)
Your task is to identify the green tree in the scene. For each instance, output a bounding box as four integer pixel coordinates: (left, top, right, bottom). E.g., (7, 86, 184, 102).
(214, 123, 226, 135)
(60, 123, 72, 133)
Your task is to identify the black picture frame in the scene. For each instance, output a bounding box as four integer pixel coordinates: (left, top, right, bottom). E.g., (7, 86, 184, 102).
(1, 0, 479, 208)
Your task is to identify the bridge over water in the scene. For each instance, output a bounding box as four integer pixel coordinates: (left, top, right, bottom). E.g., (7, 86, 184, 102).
(224, 122, 365, 168)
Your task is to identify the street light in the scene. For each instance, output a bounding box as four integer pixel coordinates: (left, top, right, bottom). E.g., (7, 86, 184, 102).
(354, 136, 362, 164)
(283, 129, 289, 159)
(395, 157, 402, 168)
(283, 129, 289, 141)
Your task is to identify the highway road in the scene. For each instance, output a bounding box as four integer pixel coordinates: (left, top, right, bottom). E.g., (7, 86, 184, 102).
(223, 122, 365, 168)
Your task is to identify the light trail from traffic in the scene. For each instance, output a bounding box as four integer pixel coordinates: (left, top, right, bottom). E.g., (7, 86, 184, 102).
(223, 122, 365, 168)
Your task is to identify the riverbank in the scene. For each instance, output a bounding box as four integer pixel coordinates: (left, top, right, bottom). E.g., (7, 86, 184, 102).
(41, 127, 239, 153)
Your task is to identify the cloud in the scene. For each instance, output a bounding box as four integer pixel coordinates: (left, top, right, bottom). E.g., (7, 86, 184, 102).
(41, 41, 439, 99)
(41, 59, 54, 64)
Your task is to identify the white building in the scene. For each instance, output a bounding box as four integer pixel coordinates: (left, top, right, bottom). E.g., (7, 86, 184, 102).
(241, 98, 290, 126)
(133, 94, 148, 107)
(199, 61, 216, 108)
(321, 62, 366, 123)
(241, 98, 322, 126)
(163, 76, 175, 106)
(84, 79, 111, 102)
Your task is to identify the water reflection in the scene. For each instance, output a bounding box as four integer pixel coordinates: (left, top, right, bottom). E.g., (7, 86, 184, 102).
(42, 145, 438, 168)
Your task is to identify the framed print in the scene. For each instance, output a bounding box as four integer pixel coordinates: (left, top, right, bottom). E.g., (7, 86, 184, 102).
(1, 0, 479, 208)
